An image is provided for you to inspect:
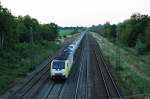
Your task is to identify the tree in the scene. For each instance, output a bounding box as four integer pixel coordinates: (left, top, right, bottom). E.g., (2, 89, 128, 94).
(0, 4, 15, 49)
(144, 22, 150, 50)
(40, 23, 58, 41)
(129, 13, 150, 47)
(89, 13, 150, 53)
(49, 23, 58, 40)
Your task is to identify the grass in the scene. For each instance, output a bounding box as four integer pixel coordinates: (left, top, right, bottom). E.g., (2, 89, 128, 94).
(92, 32, 150, 98)
(59, 29, 74, 37)
(57, 29, 76, 43)
(0, 29, 77, 95)
(0, 41, 62, 95)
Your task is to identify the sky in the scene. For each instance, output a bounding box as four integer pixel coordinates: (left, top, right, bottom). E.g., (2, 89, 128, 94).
(1, 0, 150, 27)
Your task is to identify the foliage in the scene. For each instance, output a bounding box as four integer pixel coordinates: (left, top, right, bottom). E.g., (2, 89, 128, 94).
(90, 22, 117, 42)
(90, 13, 150, 54)
(144, 22, 150, 50)
(60, 26, 85, 30)
(93, 33, 150, 96)
(135, 39, 147, 55)
(0, 3, 60, 94)
(59, 28, 82, 38)
(59, 29, 74, 37)
(0, 41, 61, 94)
(0, 4, 16, 49)
(0, 4, 59, 49)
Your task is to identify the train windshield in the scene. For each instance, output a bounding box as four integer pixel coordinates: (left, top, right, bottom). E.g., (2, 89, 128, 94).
(52, 61, 65, 69)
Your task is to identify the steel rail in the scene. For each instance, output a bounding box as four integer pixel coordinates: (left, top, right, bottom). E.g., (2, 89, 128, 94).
(93, 49, 110, 98)
(74, 35, 87, 99)
(90, 34, 122, 98)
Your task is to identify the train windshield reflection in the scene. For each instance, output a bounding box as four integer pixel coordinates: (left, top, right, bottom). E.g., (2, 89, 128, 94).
(52, 61, 65, 69)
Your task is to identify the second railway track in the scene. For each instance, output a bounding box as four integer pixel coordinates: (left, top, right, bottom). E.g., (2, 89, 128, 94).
(89, 34, 122, 99)
(74, 34, 89, 99)
(1, 32, 123, 99)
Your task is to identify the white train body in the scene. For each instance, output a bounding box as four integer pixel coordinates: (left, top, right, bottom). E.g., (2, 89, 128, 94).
(50, 32, 85, 80)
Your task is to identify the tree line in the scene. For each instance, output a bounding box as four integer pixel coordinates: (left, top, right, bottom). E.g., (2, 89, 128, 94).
(0, 3, 58, 50)
(60, 26, 85, 30)
(90, 13, 150, 54)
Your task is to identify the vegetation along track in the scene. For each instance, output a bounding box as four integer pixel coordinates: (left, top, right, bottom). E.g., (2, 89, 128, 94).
(2, 58, 50, 99)
(1, 32, 123, 99)
(1, 36, 76, 99)
(89, 34, 122, 98)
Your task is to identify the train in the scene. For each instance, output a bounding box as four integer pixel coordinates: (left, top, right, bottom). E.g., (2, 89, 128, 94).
(50, 32, 85, 80)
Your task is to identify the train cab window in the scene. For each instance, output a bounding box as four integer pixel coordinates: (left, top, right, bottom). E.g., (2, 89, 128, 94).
(52, 61, 65, 69)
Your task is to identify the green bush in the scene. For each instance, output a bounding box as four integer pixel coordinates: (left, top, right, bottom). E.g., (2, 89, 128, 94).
(0, 41, 61, 94)
(135, 39, 147, 55)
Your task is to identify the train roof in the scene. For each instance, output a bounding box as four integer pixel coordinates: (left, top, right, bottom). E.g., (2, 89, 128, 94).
(54, 47, 71, 60)
(53, 35, 82, 60)
(54, 52, 70, 60)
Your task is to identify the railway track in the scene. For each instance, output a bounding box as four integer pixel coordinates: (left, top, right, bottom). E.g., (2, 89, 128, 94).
(34, 33, 122, 99)
(74, 35, 88, 99)
(4, 53, 63, 99)
(45, 83, 64, 99)
(35, 35, 85, 99)
(4, 60, 50, 99)
(89, 34, 122, 98)
(59, 40, 85, 99)
(1, 32, 123, 99)
(1, 35, 78, 99)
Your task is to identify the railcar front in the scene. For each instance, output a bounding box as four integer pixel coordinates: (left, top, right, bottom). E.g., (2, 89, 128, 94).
(50, 60, 68, 80)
